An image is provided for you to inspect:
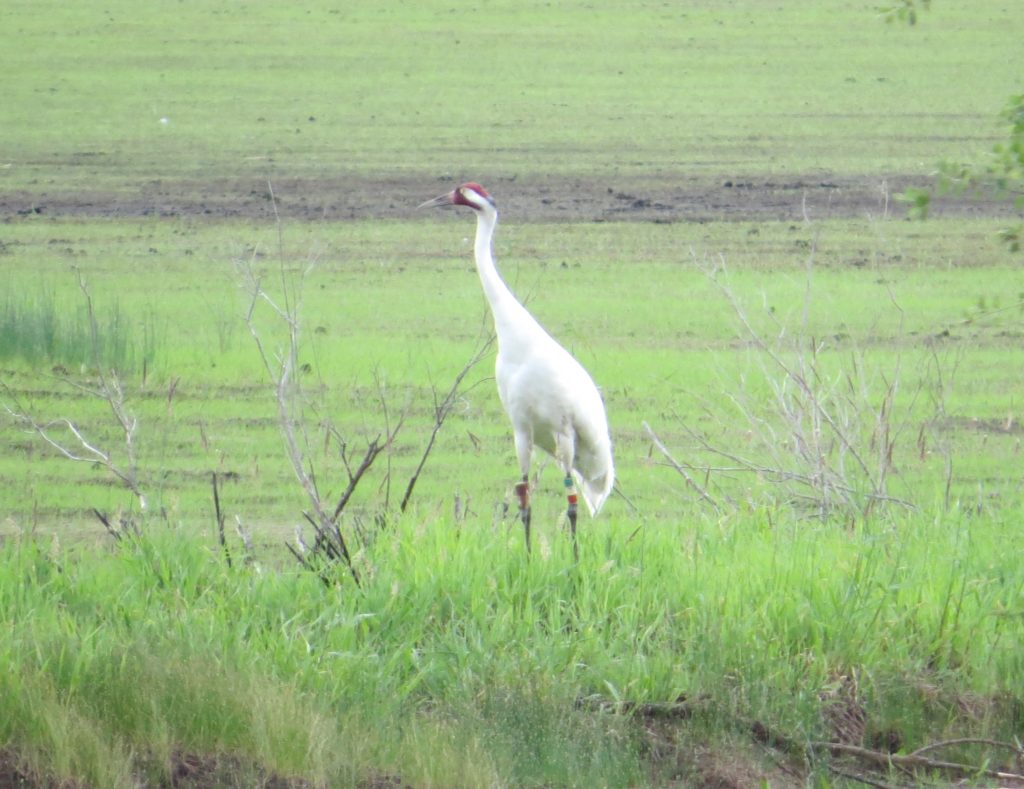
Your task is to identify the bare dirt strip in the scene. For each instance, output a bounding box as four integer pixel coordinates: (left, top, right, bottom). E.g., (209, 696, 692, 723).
(1, 173, 1015, 224)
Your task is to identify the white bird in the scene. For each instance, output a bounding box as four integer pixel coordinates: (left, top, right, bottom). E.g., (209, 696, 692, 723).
(420, 182, 614, 555)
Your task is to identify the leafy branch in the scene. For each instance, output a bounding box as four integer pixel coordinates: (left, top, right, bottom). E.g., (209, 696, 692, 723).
(878, 0, 930, 26)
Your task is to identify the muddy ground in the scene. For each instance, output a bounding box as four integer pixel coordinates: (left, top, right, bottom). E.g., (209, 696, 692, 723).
(2, 172, 1016, 224)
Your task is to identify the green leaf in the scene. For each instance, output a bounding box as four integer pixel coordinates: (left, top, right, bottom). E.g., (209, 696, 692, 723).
(894, 187, 931, 220)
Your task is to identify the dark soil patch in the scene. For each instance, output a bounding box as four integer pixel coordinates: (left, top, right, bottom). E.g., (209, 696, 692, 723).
(946, 415, 1024, 435)
(0, 750, 36, 789)
(1, 173, 1015, 224)
(0, 750, 314, 789)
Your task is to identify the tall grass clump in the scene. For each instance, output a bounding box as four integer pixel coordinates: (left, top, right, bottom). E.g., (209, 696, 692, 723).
(3, 504, 1024, 785)
(0, 286, 159, 374)
(0, 533, 347, 787)
(0, 527, 652, 786)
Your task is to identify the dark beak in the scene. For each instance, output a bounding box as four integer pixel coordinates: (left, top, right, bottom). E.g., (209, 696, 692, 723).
(417, 190, 455, 210)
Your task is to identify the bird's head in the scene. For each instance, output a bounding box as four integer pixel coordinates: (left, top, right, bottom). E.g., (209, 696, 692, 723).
(418, 182, 495, 212)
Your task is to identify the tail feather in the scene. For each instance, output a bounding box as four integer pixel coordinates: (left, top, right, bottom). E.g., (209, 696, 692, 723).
(577, 464, 614, 517)
(571, 410, 614, 516)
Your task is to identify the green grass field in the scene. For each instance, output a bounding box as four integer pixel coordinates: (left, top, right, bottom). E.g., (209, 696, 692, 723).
(4, 0, 1021, 187)
(2, 1, 1023, 786)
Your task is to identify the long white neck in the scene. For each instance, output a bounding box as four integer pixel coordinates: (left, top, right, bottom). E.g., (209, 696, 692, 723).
(473, 206, 537, 338)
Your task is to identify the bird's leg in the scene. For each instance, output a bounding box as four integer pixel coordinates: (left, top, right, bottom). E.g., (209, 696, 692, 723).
(564, 475, 579, 561)
(514, 476, 531, 553)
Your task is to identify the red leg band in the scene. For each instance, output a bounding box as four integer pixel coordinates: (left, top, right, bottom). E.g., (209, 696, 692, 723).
(514, 481, 529, 509)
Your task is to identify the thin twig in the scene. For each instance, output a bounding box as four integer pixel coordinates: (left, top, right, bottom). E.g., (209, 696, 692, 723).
(235, 200, 361, 586)
(211, 471, 231, 568)
(713, 270, 876, 486)
(642, 421, 720, 510)
(74, 268, 144, 505)
(331, 436, 389, 522)
(91, 508, 119, 541)
(234, 516, 256, 567)
(808, 740, 1024, 783)
(908, 737, 1024, 759)
(824, 764, 900, 789)
(666, 252, 936, 517)
(3, 387, 146, 512)
(400, 332, 494, 513)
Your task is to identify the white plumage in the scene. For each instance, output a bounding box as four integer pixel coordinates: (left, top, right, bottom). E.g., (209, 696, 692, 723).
(421, 182, 614, 551)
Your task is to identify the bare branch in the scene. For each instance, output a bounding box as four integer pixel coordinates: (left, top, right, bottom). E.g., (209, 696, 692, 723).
(235, 194, 496, 580)
(708, 262, 877, 487)
(642, 421, 721, 511)
(211, 471, 231, 568)
(3, 378, 146, 513)
(234, 203, 361, 586)
(809, 740, 1024, 783)
(331, 434, 392, 521)
(234, 516, 257, 567)
(654, 251, 938, 519)
(400, 331, 495, 513)
(907, 736, 1024, 759)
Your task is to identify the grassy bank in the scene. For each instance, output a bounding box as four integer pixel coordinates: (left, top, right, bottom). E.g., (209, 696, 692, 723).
(3, 505, 1023, 787)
